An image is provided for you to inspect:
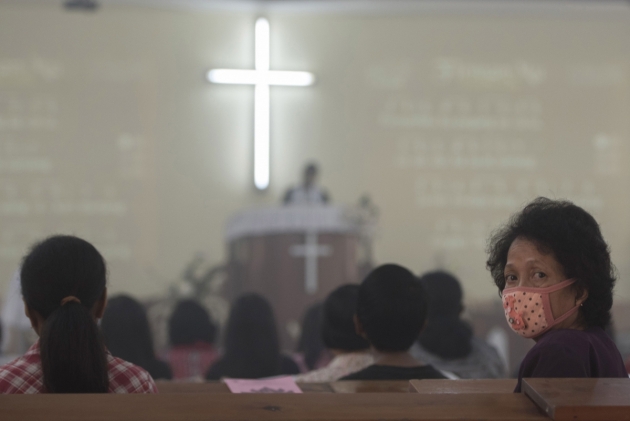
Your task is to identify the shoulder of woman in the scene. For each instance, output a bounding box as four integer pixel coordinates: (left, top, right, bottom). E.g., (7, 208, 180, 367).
(535, 328, 594, 348)
(525, 330, 592, 365)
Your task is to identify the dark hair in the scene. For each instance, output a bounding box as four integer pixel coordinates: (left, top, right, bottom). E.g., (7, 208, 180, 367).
(357, 264, 428, 352)
(20, 235, 108, 393)
(322, 284, 370, 352)
(169, 299, 217, 346)
(418, 271, 473, 359)
(486, 197, 616, 329)
(296, 303, 325, 370)
(216, 293, 282, 378)
(101, 295, 156, 365)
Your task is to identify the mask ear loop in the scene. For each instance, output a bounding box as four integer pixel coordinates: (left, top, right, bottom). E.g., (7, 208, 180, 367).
(539, 291, 553, 333)
(549, 304, 581, 327)
(535, 280, 582, 337)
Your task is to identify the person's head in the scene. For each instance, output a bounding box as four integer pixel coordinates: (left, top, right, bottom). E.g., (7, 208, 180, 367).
(222, 293, 281, 378)
(296, 302, 325, 370)
(303, 163, 318, 187)
(420, 271, 463, 317)
(322, 284, 370, 353)
(487, 197, 615, 337)
(20, 235, 108, 393)
(417, 271, 473, 359)
(101, 295, 157, 368)
(169, 299, 217, 347)
(356, 264, 428, 353)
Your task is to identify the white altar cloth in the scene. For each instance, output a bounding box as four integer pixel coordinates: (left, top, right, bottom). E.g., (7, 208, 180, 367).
(225, 205, 362, 242)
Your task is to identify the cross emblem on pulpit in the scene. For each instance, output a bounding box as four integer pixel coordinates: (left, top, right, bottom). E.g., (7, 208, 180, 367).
(289, 232, 332, 295)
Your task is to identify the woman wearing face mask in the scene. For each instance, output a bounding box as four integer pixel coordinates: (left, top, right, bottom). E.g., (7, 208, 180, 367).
(487, 197, 627, 392)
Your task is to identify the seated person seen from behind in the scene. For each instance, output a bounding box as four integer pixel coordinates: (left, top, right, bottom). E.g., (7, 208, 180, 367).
(293, 302, 331, 373)
(0, 235, 157, 393)
(283, 163, 329, 205)
(163, 299, 218, 381)
(206, 293, 300, 379)
(340, 264, 446, 381)
(101, 295, 172, 381)
(411, 271, 505, 379)
(296, 285, 374, 382)
(486, 197, 627, 392)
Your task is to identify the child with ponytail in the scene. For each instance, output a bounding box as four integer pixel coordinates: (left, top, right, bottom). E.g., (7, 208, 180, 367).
(0, 235, 157, 393)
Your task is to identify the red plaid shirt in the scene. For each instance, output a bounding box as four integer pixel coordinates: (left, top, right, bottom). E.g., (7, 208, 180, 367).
(0, 341, 158, 394)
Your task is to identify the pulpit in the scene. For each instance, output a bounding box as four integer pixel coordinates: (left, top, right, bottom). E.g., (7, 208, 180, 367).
(225, 205, 373, 349)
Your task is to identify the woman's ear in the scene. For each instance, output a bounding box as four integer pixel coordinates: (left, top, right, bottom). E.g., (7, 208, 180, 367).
(575, 284, 589, 306)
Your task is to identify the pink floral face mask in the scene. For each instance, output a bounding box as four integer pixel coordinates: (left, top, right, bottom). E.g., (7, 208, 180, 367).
(502, 279, 579, 338)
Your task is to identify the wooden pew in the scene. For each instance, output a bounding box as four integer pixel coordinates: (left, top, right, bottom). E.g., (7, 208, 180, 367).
(0, 392, 548, 421)
(331, 381, 411, 393)
(410, 379, 517, 394)
(522, 378, 630, 421)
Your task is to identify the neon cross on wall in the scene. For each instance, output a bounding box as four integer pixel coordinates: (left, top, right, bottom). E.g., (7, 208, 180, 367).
(207, 17, 315, 190)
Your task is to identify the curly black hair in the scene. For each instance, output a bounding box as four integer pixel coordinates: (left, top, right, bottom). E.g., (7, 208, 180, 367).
(486, 197, 616, 329)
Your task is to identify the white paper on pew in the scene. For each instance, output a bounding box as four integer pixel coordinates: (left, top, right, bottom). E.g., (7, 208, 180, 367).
(224, 376, 303, 393)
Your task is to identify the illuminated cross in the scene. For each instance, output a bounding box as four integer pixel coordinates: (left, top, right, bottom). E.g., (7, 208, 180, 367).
(207, 17, 315, 190)
(289, 232, 332, 295)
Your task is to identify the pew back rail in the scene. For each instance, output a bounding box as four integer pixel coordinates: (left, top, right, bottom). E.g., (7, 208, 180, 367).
(0, 393, 548, 421)
(522, 378, 630, 421)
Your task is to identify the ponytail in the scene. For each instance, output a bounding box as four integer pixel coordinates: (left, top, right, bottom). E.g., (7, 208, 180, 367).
(20, 235, 109, 394)
(40, 301, 109, 393)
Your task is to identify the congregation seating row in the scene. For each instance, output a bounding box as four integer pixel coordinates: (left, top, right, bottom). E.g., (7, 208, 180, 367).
(1, 379, 628, 421)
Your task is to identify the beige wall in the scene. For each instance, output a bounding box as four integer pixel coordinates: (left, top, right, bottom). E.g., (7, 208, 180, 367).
(0, 3, 629, 306)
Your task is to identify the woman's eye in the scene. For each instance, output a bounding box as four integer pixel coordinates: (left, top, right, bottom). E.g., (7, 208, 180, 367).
(534, 272, 546, 279)
(504, 274, 517, 282)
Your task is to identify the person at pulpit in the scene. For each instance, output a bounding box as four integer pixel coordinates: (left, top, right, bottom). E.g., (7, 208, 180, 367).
(340, 264, 446, 381)
(486, 198, 627, 393)
(283, 163, 330, 205)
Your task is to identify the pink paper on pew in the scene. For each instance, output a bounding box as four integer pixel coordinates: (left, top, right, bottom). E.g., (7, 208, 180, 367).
(224, 376, 303, 394)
